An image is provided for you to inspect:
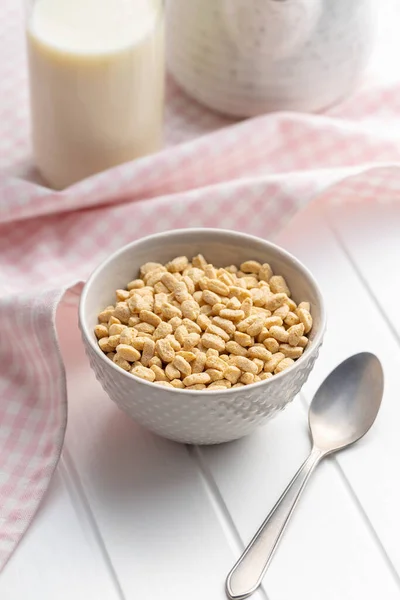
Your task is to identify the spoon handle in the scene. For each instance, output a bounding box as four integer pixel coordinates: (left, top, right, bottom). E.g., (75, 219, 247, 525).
(226, 446, 323, 600)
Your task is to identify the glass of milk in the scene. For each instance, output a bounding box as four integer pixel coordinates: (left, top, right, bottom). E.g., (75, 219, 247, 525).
(26, 0, 164, 189)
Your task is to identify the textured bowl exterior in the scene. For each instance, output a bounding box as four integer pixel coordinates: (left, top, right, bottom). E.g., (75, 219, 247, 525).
(79, 228, 326, 445)
(82, 333, 322, 444)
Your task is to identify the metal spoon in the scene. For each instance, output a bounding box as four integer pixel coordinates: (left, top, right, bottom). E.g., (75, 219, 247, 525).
(226, 352, 384, 600)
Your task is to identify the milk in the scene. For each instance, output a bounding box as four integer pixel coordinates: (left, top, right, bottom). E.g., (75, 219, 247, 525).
(27, 0, 164, 189)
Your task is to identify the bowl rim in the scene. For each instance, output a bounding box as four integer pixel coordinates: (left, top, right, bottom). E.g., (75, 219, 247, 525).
(79, 228, 327, 395)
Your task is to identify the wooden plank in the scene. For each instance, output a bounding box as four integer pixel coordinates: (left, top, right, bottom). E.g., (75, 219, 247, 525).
(58, 303, 255, 600)
(0, 469, 121, 600)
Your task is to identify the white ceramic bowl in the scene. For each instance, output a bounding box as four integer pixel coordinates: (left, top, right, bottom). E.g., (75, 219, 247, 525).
(79, 229, 326, 444)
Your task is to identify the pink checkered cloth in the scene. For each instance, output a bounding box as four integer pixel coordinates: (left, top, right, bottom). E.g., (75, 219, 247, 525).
(2, 0, 400, 572)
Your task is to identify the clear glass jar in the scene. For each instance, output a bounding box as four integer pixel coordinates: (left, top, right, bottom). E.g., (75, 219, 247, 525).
(26, 0, 164, 189)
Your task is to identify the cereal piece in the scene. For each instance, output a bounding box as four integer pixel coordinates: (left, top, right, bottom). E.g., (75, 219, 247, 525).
(206, 369, 225, 382)
(264, 293, 288, 312)
(210, 303, 225, 316)
(140, 262, 163, 276)
(161, 302, 182, 320)
(183, 373, 211, 386)
(212, 316, 236, 335)
(108, 335, 120, 348)
(169, 316, 183, 331)
(269, 326, 289, 343)
(177, 351, 197, 362)
(288, 323, 305, 346)
(297, 301, 310, 312)
(204, 264, 217, 279)
(263, 338, 280, 354)
(219, 309, 245, 322)
(144, 269, 165, 287)
(182, 276, 195, 295)
(257, 328, 270, 343)
(240, 372, 255, 385)
(154, 281, 169, 294)
(166, 334, 181, 351)
(258, 263, 273, 282)
(297, 308, 313, 334)
(206, 279, 230, 296)
(264, 352, 285, 373)
(225, 265, 238, 274)
(161, 272, 178, 292)
(186, 384, 207, 390)
(182, 318, 201, 334)
(202, 289, 221, 306)
(127, 279, 145, 290)
(108, 316, 121, 326)
(131, 365, 156, 381)
(250, 288, 265, 307)
(153, 322, 172, 342)
(181, 299, 200, 320)
(131, 337, 148, 351)
(183, 333, 201, 350)
(155, 381, 174, 387)
(259, 372, 273, 381)
(95, 324, 109, 339)
(265, 316, 283, 328)
(224, 365, 241, 384)
(174, 281, 189, 303)
(165, 363, 181, 380)
(192, 254, 208, 270)
(253, 358, 264, 374)
(153, 292, 168, 314)
(112, 302, 130, 324)
(200, 305, 213, 316)
(134, 322, 155, 335)
(230, 356, 258, 375)
(113, 355, 131, 371)
(116, 344, 141, 362)
(127, 294, 146, 314)
(98, 337, 113, 353)
(284, 312, 300, 327)
(128, 315, 141, 327)
(197, 314, 212, 331)
(166, 256, 189, 273)
(298, 336, 309, 348)
(274, 357, 294, 374)
(206, 348, 219, 357)
(242, 276, 259, 289)
(193, 291, 203, 303)
(156, 339, 175, 363)
(174, 325, 189, 345)
(108, 323, 126, 336)
(106, 352, 116, 360)
(141, 339, 155, 366)
(149, 356, 162, 368)
(202, 333, 226, 352)
(98, 306, 114, 323)
(170, 379, 185, 388)
(173, 355, 192, 377)
(225, 341, 248, 356)
(240, 260, 261, 274)
(279, 344, 304, 359)
(226, 297, 242, 310)
(274, 304, 290, 319)
(115, 289, 129, 302)
(119, 327, 137, 345)
(218, 272, 234, 287)
(247, 346, 272, 361)
(232, 382, 245, 388)
(247, 317, 266, 337)
(205, 355, 227, 371)
(139, 310, 161, 328)
(185, 267, 205, 285)
(269, 275, 291, 296)
(192, 352, 207, 373)
(206, 323, 230, 342)
(234, 331, 254, 347)
(209, 379, 232, 389)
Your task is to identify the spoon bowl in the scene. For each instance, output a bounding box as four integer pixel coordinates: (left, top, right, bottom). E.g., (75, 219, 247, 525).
(310, 352, 384, 454)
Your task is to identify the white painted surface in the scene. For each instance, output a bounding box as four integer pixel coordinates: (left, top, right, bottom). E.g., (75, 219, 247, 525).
(2, 197, 400, 600)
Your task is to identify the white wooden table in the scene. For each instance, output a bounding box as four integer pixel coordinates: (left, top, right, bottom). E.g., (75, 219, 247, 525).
(1, 198, 400, 600)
